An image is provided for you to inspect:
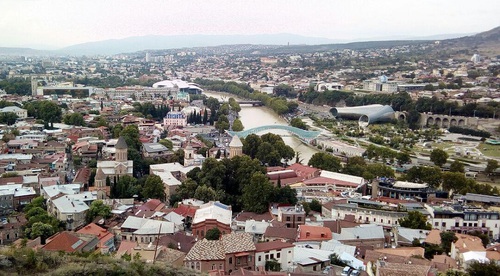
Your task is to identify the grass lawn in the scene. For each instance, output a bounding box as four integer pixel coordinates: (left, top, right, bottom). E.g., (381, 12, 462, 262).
(478, 142, 500, 158)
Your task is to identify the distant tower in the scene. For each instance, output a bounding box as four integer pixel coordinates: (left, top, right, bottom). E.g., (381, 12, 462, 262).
(115, 136, 128, 163)
(229, 135, 243, 158)
(145, 52, 151, 63)
(184, 139, 195, 166)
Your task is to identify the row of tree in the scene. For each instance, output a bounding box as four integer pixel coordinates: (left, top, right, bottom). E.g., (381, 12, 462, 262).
(171, 155, 297, 213)
(194, 79, 298, 115)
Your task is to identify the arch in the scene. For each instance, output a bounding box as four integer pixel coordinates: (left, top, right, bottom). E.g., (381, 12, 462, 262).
(450, 119, 457, 126)
(427, 117, 434, 125)
(398, 114, 406, 121)
(442, 118, 449, 128)
(458, 119, 465, 126)
(434, 117, 441, 127)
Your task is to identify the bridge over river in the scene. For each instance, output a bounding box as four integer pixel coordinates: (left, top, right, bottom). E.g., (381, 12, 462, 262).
(227, 125, 321, 144)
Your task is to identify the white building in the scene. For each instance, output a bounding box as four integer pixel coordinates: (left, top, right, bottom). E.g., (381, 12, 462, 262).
(163, 111, 187, 128)
(47, 192, 97, 230)
(255, 241, 295, 271)
(0, 106, 28, 119)
(120, 216, 176, 244)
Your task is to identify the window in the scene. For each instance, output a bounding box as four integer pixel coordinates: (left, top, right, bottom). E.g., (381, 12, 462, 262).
(442, 222, 446, 227)
(297, 217, 302, 221)
(258, 256, 261, 262)
(270, 254, 274, 259)
(196, 262, 200, 270)
(229, 257, 232, 264)
(237, 258, 240, 265)
(286, 217, 291, 221)
(212, 264, 216, 270)
(219, 264, 223, 270)
(277, 252, 281, 258)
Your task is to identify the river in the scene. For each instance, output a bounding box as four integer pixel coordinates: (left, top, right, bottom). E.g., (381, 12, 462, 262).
(203, 91, 319, 164)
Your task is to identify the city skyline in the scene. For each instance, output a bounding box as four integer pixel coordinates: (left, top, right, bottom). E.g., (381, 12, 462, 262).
(1, 0, 499, 49)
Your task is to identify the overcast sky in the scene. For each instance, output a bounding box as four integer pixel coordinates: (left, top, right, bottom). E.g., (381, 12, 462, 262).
(1, 0, 499, 49)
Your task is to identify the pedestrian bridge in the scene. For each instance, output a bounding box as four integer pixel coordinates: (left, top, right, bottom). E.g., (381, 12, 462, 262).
(227, 125, 321, 143)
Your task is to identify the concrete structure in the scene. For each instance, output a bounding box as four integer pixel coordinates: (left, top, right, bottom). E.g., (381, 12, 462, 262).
(331, 104, 395, 127)
(150, 162, 202, 201)
(419, 113, 479, 128)
(332, 225, 385, 249)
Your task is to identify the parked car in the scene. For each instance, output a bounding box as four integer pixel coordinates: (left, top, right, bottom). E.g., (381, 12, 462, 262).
(341, 266, 352, 276)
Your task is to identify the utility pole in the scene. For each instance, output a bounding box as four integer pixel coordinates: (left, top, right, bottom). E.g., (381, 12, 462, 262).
(153, 223, 162, 264)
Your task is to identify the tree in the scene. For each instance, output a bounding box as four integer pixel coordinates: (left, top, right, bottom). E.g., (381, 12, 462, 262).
(329, 253, 348, 267)
(398, 211, 431, 230)
(242, 134, 262, 159)
(0, 112, 18, 125)
(290, 117, 308, 130)
(309, 199, 322, 213)
(205, 227, 221, 240)
(430, 149, 449, 167)
(405, 166, 443, 188)
(142, 174, 166, 200)
(86, 200, 111, 223)
(29, 222, 55, 244)
(449, 160, 465, 173)
(37, 101, 62, 128)
(159, 139, 173, 150)
(467, 260, 500, 276)
(308, 152, 342, 172)
(215, 114, 230, 133)
(485, 159, 499, 175)
(440, 231, 458, 254)
(63, 113, 85, 126)
(193, 185, 218, 202)
(442, 172, 468, 193)
(242, 172, 274, 213)
(232, 118, 244, 131)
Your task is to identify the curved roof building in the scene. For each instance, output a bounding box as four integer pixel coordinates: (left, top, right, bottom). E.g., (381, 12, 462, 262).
(152, 80, 203, 94)
(331, 104, 395, 127)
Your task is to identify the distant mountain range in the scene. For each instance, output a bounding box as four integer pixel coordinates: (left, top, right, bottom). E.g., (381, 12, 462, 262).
(0, 28, 497, 56)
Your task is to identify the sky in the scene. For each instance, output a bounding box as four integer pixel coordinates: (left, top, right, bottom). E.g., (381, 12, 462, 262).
(1, 0, 499, 49)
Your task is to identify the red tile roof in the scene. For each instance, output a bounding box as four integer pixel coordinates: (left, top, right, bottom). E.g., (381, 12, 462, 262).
(255, 241, 294, 252)
(297, 225, 332, 242)
(77, 223, 114, 249)
(42, 232, 91, 253)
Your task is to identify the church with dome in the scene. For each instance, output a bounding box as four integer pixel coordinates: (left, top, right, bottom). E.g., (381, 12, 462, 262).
(92, 136, 134, 199)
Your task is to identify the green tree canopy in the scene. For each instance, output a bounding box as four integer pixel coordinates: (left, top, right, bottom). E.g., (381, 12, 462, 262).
(290, 117, 308, 130)
(308, 152, 342, 172)
(29, 222, 55, 245)
(466, 260, 500, 276)
(142, 174, 166, 200)
(86, 200, 111, 223)
(63, 112, 86, 126)
(232, 118, 244, 131)
(398, 211, 431, 230)
(430, 148, 449, 167)
(205, 227, 221, 240)
(242, 172, 274, 213)
(449, 160, 465, 173)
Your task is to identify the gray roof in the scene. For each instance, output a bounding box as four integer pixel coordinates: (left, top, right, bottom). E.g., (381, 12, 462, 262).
(334, 225, 384, 241)
(115, 136, 128, 149)
(142, 143, 169, 153)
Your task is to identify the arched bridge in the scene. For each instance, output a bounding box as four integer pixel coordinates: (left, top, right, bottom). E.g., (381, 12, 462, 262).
(227, 125, 321, 144)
